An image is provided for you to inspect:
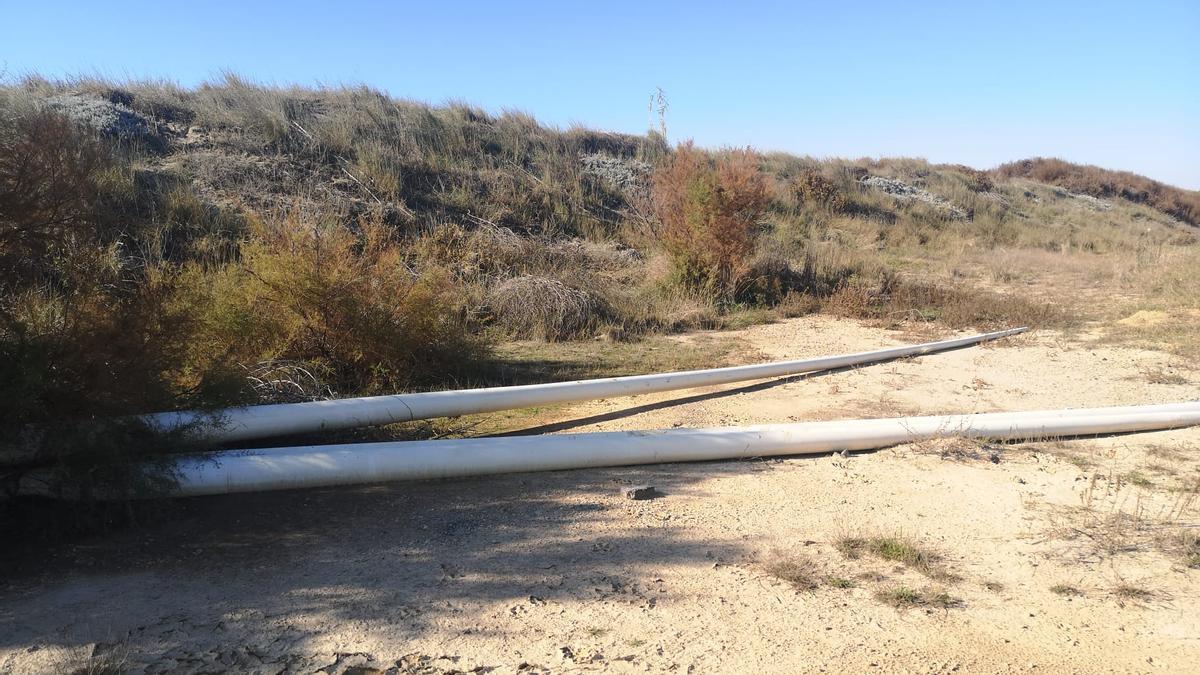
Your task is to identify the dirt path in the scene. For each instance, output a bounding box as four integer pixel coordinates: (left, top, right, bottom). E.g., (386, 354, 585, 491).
(2, 316, 1198, 674)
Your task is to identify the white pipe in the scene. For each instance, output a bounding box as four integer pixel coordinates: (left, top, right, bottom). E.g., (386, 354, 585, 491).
(113, 402, 1200, 497)
(146, 327, 1027, 442)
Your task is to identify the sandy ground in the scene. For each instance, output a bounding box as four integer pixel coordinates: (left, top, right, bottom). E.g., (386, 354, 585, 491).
(2, 316, 1199, 674)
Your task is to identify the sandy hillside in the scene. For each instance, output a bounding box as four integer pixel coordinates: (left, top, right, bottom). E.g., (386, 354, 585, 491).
(2, 316, 1199, 674)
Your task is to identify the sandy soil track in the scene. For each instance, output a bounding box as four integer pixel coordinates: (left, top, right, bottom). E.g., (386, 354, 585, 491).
(2, 316, 1198, 674)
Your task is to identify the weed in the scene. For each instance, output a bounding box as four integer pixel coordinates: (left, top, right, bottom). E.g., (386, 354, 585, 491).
(1112, 584, 1154, 602)
(1124, 472, 1155, 489)
(875, 586, 963, 609)
(835, 534, 956, 580)
(1141, 367, 1189, 386)
(763, 553, 822, 591)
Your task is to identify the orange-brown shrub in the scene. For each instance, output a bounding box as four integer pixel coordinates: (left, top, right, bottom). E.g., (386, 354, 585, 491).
(995, 158, 1199, 226)
(651, 142, 769, 300)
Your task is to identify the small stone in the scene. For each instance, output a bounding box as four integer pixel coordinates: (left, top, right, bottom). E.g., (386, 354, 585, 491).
(624, 485, 659, 500)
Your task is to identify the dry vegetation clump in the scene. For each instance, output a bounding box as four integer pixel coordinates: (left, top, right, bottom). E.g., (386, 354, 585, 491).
(791, 168, 849, 212)
(1111, 584, 1155, 603)
(762, 553, 823, 591)
(821, 273, 1071, 331)
(874, 586, 963, 609)
(1050, 584, 1084, 597)
(488, 275, 603, 341)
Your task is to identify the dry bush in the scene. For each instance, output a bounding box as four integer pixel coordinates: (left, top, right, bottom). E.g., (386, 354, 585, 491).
(652, 142, 769, 301)
(0, 106, 127, 283)
(792, 168, 848, 211)
(487, 275, 602, 341)
(205, 211, 488, 394)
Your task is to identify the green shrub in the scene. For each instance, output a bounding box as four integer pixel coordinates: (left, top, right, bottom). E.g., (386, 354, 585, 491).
(202, 212, 489, 394)
(0, 102, 246, 503)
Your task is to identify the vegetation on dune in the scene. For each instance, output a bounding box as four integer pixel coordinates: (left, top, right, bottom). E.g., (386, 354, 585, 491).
(996, 157, 1200, 227)
(0, 73, 1197, 510)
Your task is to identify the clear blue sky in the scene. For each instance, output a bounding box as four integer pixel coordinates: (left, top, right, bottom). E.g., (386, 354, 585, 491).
(4, 0, 1198, 188)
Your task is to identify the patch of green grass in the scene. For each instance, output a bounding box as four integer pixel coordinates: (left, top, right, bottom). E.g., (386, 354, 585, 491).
(1050, 584, 1083, 597)
(1123, 472, 1155, 489)
(835, 534, 957, 580)
(1181, 531, 1200, 569)
(824, 576, 855, 589)
(875, 586, 962, 609)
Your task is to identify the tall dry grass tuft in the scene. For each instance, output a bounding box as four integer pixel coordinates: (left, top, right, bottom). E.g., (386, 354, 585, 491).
(487, 275, 603, 341)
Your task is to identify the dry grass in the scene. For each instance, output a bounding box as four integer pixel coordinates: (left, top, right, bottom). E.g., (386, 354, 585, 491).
(762, 553, 822, 591)
(60, 642, 129, 675)
(874, 586, 963, 609)
(1172, 530, 1200, 568)
(1140, 366, 1190, 386)
(1050, 584, 1084, 597)
(1045, 463, 1200, 565)
(488, 275, 601, 341)
(1111, 584, 1155, 603)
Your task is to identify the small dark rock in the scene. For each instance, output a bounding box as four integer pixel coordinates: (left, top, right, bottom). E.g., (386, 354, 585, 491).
(623, 485, 659, 500)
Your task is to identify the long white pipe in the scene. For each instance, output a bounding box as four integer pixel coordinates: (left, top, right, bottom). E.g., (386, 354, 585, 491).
(113, 402, 1200, 497)
(147, 327, 1027, 442)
